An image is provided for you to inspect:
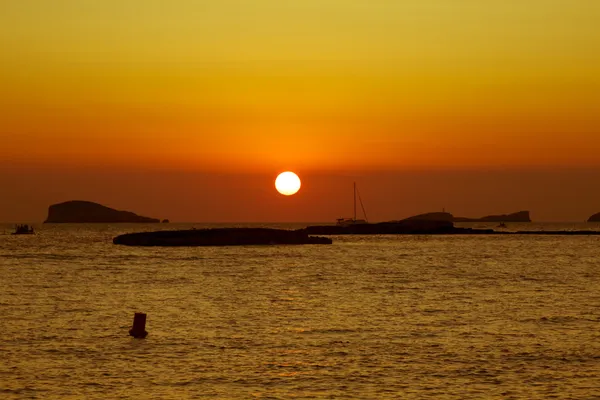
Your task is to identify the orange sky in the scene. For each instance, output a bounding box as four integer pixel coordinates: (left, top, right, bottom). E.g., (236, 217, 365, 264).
(1, 1, 599, 222)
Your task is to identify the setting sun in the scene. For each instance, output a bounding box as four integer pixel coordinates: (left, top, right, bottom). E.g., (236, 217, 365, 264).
(275, 172, 301, 196)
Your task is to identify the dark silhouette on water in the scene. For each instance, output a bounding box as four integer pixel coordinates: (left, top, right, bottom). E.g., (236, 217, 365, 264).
(114, 219, 600, 247)
(402, 212, 454, 222)
(44, 200, 160, 223)
(12, 224, 34, 235)
(114, 228, 333, 247)
(588, 212, 600, 222)
(453, 211, 531, 223)
(305, 219, 600, 236)
(305, 220, 490, 235)
(403, 211, 531, 223)
(129, 313, 148, 339)
(336, 182, 369, 226)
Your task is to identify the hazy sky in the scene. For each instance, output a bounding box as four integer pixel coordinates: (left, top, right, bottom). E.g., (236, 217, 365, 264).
(1, 1, 599, 222)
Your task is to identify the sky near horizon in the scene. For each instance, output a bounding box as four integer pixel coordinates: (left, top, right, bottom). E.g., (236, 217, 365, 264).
(1, 1, 600, 222)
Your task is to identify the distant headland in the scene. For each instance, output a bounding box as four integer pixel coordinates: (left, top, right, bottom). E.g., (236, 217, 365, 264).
(588, 213, 600, 222)
(453, 211, 531, 222)
(44, 201, 160, 223)
(402, 211, 531, 223)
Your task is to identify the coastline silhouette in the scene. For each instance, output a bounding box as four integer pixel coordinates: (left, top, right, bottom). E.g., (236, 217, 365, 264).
(44, 201, 161, 223)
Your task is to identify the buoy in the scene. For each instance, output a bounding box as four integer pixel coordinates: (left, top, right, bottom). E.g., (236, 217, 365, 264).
(129, 312, 148, 338)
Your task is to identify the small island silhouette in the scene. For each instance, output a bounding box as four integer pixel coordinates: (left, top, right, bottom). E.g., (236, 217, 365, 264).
(588, 212, 600, 222)
(44, 200, 160, 223)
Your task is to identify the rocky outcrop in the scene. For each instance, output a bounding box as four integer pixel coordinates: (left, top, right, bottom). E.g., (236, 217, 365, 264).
(113, 228, 332, 246)
(453, 211, 531, 223)
(44, 201, 160, 223)
(588, 213, 600, 222)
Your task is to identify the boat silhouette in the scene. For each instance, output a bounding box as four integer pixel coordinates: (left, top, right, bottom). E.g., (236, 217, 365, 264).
(336, 182, 369, 226)
(13, 224, 35, 235)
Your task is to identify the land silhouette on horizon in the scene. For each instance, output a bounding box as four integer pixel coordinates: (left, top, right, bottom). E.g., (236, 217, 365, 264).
(7, 198, 599, 225)
(403, 211, 532, 223)
(40, 201, 534, 225)
(588, 212, 600, 222)
(44, 200, 161, 223)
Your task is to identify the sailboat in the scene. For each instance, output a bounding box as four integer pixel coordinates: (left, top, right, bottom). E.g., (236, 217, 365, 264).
(336, 182, 369, 226)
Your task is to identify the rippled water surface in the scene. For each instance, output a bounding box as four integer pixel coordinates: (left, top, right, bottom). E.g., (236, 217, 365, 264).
(1, 223, 600, 399)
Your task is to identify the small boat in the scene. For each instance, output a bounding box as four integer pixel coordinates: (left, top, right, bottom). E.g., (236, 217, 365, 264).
(336, 182, 369, 226)
(497, 222, 507, 229)
(13, 224, 35, 235)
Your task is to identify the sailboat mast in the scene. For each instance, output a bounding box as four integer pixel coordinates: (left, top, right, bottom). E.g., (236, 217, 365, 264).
(353, 181, 357, 221)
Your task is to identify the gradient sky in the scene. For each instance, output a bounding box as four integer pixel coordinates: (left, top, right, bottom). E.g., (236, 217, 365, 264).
(1, 1, 599, 222)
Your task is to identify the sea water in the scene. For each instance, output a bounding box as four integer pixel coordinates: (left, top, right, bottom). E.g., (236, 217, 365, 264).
(1, 223, 600, 399)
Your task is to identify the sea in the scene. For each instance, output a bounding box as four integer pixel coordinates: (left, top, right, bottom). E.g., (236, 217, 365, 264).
(1, 222, 600, 399)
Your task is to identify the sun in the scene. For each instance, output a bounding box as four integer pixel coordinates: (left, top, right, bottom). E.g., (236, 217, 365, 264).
(275, 171, 301, 196)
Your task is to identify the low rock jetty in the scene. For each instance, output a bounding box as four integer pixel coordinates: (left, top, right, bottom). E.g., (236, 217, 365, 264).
(302, 220, 495, 235)
(113, 228, 332, 247)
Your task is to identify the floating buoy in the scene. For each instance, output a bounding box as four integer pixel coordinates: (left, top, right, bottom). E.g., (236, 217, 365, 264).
(129, 312, 148, 338)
